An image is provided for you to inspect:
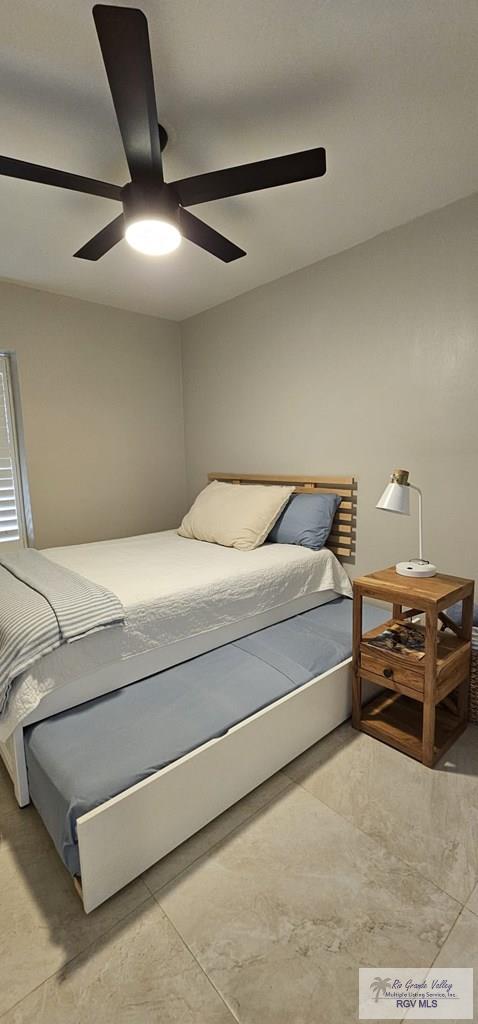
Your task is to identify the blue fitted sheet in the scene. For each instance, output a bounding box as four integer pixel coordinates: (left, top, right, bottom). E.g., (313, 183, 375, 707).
(25, 597, 387, 876)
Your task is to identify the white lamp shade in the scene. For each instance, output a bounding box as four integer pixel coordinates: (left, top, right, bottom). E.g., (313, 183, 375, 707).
(376, 481, 410, 515)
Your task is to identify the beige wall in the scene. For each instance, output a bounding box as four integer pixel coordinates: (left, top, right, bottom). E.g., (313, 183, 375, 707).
(181, 193, 478, 584)
(3, 194, 477, 574)
(1, 282, 186, 548)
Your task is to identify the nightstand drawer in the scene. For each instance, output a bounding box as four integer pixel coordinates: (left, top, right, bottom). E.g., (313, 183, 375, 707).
(360, 649, 423, 695)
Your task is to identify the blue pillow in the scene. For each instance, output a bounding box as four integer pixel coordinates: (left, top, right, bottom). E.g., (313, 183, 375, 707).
(267, 492, 341, 550)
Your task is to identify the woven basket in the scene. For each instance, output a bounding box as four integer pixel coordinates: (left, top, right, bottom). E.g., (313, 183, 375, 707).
(470, 627, 478, 724)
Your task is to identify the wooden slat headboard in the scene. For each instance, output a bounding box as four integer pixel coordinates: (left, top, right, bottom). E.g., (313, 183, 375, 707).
(207, 472, 357, 562)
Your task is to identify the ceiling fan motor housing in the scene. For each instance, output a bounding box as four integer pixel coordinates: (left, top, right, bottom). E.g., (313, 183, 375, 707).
(121, 180, 179, 229)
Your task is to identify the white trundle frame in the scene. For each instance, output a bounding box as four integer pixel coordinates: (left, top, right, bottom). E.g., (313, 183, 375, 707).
(78, 656, 361, 912)
(0, 472, 358, 913)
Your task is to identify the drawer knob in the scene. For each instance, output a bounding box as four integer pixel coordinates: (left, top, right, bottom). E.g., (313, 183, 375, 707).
(383, 667, 393, 679)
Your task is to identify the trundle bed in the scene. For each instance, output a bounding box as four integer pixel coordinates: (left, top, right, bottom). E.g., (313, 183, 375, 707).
(0, 473, 373, 913)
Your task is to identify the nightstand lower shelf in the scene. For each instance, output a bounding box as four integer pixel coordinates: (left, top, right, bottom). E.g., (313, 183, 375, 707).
(360, 692, 467, 765)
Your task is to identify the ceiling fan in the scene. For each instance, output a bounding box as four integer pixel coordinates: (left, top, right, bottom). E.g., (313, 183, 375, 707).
(0, 4, 327, 263)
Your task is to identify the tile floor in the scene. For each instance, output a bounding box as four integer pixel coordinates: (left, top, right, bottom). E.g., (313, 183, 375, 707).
(1, 722, 477, 1023)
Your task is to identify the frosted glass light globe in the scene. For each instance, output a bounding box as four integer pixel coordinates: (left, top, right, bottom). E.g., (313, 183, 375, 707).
(125, 218, 181, 256)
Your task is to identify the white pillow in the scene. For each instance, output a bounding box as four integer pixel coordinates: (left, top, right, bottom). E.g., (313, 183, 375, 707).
(178, 480, 294, 551)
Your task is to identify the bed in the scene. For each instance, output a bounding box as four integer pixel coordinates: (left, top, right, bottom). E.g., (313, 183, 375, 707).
(0, 472, 361, 911)
(0, 473, 356, 806)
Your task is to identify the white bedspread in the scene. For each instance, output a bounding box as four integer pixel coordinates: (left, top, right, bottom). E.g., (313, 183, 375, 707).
(0, 531, 351, 739)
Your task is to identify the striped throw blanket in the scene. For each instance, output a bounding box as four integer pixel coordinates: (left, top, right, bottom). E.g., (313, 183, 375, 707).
(0, 549, 124, 715)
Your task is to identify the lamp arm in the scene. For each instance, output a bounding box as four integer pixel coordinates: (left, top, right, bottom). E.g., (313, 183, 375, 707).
(409, 484, 423, 560)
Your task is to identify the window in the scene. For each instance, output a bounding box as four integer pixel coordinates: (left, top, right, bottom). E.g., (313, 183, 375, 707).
(0, 353, 32, 549)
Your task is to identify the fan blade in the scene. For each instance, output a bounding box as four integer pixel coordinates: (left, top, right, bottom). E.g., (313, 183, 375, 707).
(93, 5, 163, 183)
(172, 147, 326, 207)
(179, 209, 245, 262)
(0, 155, 122, 201)
(74, 213, 124, 260)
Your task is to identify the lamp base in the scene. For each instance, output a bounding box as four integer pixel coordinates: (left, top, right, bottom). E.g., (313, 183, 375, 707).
(396, 559, 437, 578)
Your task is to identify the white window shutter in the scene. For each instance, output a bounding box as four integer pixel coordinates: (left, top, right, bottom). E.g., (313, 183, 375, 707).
(0, 355, 25, 547)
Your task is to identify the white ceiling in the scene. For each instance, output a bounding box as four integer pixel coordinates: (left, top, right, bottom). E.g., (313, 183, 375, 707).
(1, 0, 477, 321)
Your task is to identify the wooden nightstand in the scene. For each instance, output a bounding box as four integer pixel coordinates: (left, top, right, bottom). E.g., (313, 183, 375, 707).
(352, 567, 475, 767)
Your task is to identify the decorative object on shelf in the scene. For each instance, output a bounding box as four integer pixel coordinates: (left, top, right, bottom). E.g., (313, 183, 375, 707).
(376, 468, 437, 578)
(366, 621, 428, 660)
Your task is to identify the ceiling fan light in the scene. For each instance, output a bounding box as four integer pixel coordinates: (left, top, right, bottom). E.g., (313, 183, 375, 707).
(125, 218, 181, 256)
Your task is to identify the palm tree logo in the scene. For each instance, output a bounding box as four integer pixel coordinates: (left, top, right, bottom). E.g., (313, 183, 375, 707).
(370, 977, 392, 1002)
